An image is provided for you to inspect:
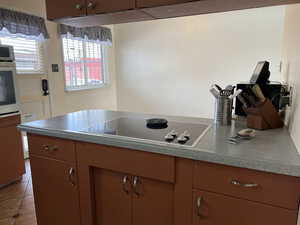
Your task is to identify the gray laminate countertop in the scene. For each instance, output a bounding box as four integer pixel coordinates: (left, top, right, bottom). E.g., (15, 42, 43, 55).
(18, 109, 300, 177)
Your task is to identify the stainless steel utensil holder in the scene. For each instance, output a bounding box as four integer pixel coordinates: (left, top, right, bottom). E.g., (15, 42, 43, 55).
(214, 96, 233, 125)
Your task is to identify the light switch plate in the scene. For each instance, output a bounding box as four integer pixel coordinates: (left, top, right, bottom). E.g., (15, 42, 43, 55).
(52, 64, 59, 72)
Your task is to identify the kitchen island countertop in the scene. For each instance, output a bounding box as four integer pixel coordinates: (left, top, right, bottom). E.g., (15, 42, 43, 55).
(18, 109, 300, 177)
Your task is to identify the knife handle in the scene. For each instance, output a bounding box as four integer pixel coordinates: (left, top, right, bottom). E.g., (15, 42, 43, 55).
(237, 94, 248, 108)
(242, 92, 257, 106)
(252, 84, 266, 102)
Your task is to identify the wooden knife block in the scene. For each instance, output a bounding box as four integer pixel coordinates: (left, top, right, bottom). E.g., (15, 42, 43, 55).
(244, 99, 284, 130)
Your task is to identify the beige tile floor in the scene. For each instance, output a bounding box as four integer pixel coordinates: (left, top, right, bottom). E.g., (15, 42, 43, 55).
(0, 160, 37, 225)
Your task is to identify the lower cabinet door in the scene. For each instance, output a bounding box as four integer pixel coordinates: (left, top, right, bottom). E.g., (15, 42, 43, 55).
(0, 121, 24, 185)
(192, 190, 298, 225)
(93, 169, 132, 225)
(30, 155, 81, 225)
(132, 177, 174, 225)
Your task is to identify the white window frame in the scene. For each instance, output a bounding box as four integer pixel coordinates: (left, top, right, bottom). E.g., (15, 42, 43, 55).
(61, 36, 109, 92)
(0, 30, 46, 75)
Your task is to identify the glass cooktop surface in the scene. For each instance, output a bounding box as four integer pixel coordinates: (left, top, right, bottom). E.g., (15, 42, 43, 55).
(80, 117, 210, 147)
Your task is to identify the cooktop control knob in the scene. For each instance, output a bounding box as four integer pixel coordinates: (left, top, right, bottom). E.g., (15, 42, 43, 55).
(177, 134, 188, 144)
(169, 130, 178, 137)
(182, 130, 190, 139)
(165, 133, 175, 142)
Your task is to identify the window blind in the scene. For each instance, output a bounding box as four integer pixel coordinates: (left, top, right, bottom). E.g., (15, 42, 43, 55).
(62, 36, 105, 90)
(0, 34, 45, 74)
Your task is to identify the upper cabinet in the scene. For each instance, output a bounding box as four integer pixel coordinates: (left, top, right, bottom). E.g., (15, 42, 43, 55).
(45, 0, 300, 25)
(86, 0, 135, 14)
(46, 0, 86, 20)
(136, 0, 195, 8)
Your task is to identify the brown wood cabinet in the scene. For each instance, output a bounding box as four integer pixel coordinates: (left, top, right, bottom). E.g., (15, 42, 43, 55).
(46, 0, 300, 25)
(136, 0, 195, 8)
(132, 176, 174, 225)
(27, 134, 76, 163)
(94, 169, 132, 225)
(76, 142, 175, 183)
(86, 0, 135, 14)
(194, 161, 300, 210)
(192, 190, 298, 225)
(46, 0, 86, 20)
(93, 169, 174, 225)
(0, 115, 24, 186)
(77, 142, 175, 225)
(26, 134, 300, 225)
(30, 155, 81, 225)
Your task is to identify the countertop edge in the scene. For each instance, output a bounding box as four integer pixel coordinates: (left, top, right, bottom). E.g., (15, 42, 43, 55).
(18, 125, 300, 178)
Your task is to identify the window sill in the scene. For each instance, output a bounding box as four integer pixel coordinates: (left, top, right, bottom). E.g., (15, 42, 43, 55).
(17, 72, 46, 76)
(65, 83, 108, 92)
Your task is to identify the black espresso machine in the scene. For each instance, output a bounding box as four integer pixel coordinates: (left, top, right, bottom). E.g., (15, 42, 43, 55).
(235, 61, 289, 116)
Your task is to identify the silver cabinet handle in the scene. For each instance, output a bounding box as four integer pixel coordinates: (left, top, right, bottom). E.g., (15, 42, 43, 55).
(231, 180, 258, 188)
(87, 2, 96, 9)
(75, 4, 83, 10)
(42, 145, 58, 152)
(42, 144, 50, 151)
(50, 146, 58, 151)
(122, 175, 130, 194)
(133, 176, 140, 197)
(196, 197, 202, 217)
(68, 168, 76, 186)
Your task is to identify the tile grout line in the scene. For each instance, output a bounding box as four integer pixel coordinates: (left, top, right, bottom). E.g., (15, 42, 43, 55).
(0, 160, 32, 225)
(12, 175, 30, 225)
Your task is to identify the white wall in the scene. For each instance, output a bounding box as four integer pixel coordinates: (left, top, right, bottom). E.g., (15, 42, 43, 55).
(45, 22, 118, 116)
(114, 6, 285, 118)
(282, 4, 300, 152)
(0, 1, 291, 126)
(0, 0, 118, 118)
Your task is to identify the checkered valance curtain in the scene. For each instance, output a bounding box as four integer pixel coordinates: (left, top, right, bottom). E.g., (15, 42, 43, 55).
(0, 8, 49, 40)
(59, 24, 112, 45)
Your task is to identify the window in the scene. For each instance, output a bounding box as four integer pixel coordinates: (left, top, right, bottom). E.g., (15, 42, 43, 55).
(0, 31, 45, 74)
(62, 36, 107, 91)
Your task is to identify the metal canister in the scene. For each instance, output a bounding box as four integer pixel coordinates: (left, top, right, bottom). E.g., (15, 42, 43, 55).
(214, 96, 233, 125)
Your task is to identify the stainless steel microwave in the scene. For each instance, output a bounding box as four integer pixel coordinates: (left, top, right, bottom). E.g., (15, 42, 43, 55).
(0, 45, 14, 62)
(0, 62, 19, 115)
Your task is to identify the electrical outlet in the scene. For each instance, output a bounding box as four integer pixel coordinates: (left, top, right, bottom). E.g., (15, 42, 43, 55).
(22, 114, 35, 122)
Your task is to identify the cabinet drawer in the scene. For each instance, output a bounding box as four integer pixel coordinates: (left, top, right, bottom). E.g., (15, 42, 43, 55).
(192, 190, 298, 225)
(28, 134, 76, 163)
(77, 142, 175, 183)
(194, 161, 300, 209)
(0, 114, 20, 128)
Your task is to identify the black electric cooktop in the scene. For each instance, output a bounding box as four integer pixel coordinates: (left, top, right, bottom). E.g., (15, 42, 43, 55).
(81, 117, 210, 147)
